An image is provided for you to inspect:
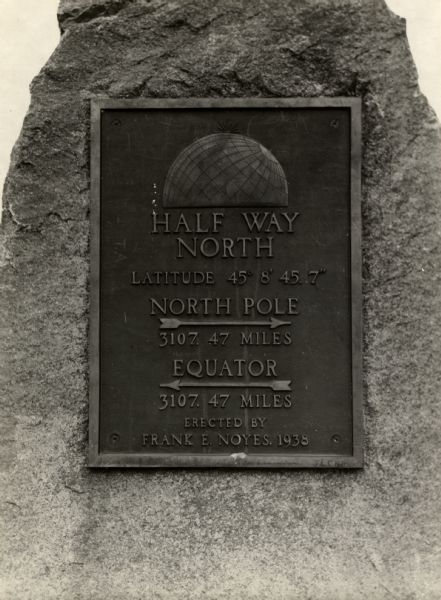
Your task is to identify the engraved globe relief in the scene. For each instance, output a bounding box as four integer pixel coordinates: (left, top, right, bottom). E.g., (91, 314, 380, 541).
(162, 133, 289, 207)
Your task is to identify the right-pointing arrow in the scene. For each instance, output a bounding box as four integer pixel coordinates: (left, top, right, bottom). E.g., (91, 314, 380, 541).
(269, 318, 292, 329)
(159, 317, 291, 329)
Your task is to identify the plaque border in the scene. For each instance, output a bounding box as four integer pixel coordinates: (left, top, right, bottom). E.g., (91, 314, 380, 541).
(89, 97, 363, 469)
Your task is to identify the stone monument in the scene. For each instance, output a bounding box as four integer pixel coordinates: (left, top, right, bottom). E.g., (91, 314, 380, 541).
(1, 0, 440, 597)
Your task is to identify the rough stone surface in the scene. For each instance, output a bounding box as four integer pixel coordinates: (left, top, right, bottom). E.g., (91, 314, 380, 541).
(1, 0, 441, 598)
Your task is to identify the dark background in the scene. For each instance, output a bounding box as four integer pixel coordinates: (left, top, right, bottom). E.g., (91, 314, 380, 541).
(99, 107, 352, 455)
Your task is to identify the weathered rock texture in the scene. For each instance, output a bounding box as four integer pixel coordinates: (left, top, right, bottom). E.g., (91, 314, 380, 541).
(1, 0, 441, 598)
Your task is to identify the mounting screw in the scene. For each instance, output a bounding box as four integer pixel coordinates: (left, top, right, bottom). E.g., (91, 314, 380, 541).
(109, 432, 120, 445)
(332, 434, 341, 444)
(330, 119, 339, 129)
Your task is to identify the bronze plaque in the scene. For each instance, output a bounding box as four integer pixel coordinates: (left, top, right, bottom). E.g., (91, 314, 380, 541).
(89, 98, 362, 468)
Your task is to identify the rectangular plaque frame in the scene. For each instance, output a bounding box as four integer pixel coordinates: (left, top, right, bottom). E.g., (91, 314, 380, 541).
(89, 97, 362, 468)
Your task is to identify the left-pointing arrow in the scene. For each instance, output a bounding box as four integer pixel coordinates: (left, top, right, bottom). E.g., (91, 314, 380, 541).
(160, 380, 292, 391)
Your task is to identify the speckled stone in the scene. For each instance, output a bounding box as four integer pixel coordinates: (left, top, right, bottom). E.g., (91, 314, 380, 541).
(1, 1, 441, 598)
